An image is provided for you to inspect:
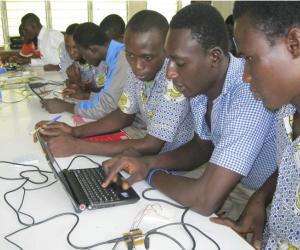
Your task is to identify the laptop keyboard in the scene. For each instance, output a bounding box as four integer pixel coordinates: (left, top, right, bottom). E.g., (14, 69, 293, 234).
(73, 168, 120, 205)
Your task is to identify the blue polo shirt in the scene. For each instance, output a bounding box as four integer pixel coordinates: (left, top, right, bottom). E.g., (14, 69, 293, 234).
(78, 40, 124, 110)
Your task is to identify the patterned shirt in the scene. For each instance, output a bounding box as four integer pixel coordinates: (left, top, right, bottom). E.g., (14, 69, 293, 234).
(262, 104, 300, 250)
(92, 61, 107, 88)
(118, 59, 194, 153)
(190, 54, 277, 190)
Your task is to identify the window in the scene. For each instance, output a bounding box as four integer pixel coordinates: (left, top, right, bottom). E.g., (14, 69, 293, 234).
(0, 0, 201, 48)
(50, 0, 88, 32)
(0, 3, 4, 46)
(6, 0, 46, 37)
(92, 0, 127, 26)
(147, 0, 178, 22)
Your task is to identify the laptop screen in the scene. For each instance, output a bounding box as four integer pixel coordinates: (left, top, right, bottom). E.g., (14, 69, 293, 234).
(36, 132, 80, 209)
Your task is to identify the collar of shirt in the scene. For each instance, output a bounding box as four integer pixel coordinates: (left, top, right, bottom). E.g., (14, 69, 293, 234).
(218, 53, 245, 96)
(189, 54, 246, 140)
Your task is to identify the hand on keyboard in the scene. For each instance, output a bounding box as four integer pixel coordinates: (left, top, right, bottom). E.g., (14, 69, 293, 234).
(102, 155, 149, 190)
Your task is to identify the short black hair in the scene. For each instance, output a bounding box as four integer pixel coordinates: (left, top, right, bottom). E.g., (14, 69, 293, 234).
(99, 14, 125, 38)
(65, 23, 79, 36)
(21, 13, 40, 25)
(73, 22, 109, 49)
(170, 3, 228, 54)
(126, 10, 169, 40)
(225, 14, 234, 26)
(233, 1, 300, 45)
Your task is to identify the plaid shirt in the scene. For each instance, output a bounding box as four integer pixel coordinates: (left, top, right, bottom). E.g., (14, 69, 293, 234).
(190, 54, 277, 190)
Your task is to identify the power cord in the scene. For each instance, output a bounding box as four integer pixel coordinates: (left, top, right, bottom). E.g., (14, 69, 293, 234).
(0, 160, 124, 250)
(0, 158, 221, 250)
(141, 188, 220, 250)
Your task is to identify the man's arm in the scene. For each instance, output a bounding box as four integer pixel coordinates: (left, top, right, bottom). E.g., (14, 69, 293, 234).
(48, 131, 166, 157)
(72, 108, 134, 137)
(151, 163, 242, 216)
(41, 98, 75, 114)
(45, 108, 165, 157)
(102, 134, 213, 187)
(210, 170, 278, 250)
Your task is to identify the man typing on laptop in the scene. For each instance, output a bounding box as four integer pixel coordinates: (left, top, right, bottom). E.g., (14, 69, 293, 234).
(35, 10, 194, 158)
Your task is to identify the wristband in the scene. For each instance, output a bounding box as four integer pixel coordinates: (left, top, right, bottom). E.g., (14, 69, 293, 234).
(147, 168, 169, 187)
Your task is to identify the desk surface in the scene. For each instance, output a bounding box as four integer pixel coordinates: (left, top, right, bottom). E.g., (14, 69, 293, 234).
(0, 67, 253, 250)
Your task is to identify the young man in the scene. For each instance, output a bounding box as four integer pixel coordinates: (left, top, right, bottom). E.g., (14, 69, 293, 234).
(99, 14, 125, 42)
(21, 13, 63, 71)
(58, 23, 98, 100)
(37, 10, 194, 158)
(102, 4, 277, 220)
(211, 2, 300, 250)
(41, 22, 129, 120)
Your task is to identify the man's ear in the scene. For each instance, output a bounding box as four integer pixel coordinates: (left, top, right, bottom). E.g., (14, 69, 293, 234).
(208, 47, 223, 67)
(286, 27, 300, 58)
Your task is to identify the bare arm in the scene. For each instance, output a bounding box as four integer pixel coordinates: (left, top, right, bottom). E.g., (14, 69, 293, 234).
(45, 108, 166, 157)
(72, 108, 134, 138)
(151, 163, 241, 216)
(102, 134, 213, 187)
(47, 131, 166, 157)
(210, 170, 278, 250)
(41, 98, 75, 114)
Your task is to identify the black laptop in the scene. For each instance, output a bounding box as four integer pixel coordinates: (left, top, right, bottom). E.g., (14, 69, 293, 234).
(37, 133, 140, 213)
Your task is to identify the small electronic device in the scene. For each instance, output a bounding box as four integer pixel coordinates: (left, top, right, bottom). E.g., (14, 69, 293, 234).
(36, 133, 140, 213)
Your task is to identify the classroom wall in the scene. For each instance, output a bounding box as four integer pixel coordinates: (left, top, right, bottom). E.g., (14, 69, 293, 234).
(211, 1, 234, 19)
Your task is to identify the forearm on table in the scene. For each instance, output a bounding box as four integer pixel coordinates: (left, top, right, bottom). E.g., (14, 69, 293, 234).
(151, 172, 222, 216)
(151, 164, 241, 216)
(72, 110, 134, 138)
(75, 137, 163, 157)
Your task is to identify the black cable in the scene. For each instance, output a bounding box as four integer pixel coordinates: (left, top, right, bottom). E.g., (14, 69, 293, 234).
(0, 160, 124, 250)
(181, 208, 196, 250)
(28, 84, 44, 100)
(142, 188, 221, 250)
(145, 231, 186, 250)
(65, 154, 102, 170)
(0, 159, 221, 250)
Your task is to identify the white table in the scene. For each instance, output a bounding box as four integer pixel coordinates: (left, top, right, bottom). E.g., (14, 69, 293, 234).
(0, 67, 254, 250)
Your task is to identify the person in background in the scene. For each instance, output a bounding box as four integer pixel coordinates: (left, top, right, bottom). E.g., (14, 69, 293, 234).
(225, 14, 237, 56)
(21, 13, 64, 71)
(36, 10, 194, 158)
(6, 24, 41, 65)
(211, 2, 300, 250)
(99, 14, 125, 42)
(62, 15, 126, 100)
(101, 4, 277, 222)
(41, 22, 129, 120)
(58, 23, 96, 100)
